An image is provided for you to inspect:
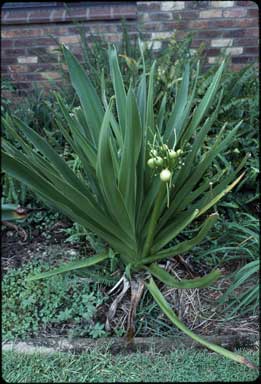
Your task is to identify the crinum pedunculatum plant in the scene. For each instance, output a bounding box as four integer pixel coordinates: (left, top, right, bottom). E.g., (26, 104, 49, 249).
(1, 42, 256, 369)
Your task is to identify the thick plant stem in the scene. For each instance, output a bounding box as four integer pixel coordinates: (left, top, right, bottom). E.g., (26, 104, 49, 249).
(126, 276, 145, 343)
(142, 183, 166, 259)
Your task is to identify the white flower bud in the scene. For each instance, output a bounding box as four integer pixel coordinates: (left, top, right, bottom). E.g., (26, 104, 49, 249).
(160, 169, 171, 182)
(150, 149, 158, 157)
(169, 150, 177, 159)
(147, 158, 155, 168)
(155, 157, 163, 166)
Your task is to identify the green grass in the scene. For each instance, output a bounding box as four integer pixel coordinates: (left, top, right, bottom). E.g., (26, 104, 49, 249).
(2, 349, 259, 383)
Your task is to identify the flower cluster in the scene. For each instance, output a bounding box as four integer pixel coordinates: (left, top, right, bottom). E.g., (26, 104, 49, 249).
(147, 144, 184, 183)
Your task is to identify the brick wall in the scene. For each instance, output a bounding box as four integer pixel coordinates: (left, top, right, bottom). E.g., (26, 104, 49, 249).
(1, 1, 259, 94)
(138, 1, 259, 70)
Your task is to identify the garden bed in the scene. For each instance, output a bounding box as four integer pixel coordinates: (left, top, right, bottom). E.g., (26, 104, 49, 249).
(2, 222, 259, 343)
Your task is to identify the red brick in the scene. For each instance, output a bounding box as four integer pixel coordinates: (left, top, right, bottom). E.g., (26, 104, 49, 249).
(9, 72, 43, 82)
(244, 28, 259, 37)
(26, 47, 49, 57)
(231, 56, 255, 64)
(40, 71, 62, 80)
(2, 10, 29, 24)
(153, 20, 186, 30)
(137, 2, 161, 11)
(247, 8, 259, 17)
(14, 37, 55, 47)
(200, 9, 222, 18)
(148, 12, 173, 21)
(196, 30, 224, 38)
(1, 10, 9, 21)
(27, 9, 52, 23)
(188, 20, 209, 29)
(3, 48, 26, 56)
(67, 25, 90, 34)
(1, 57, 17, 65)
(37, 55, 60, 64)
(243, 46, 259, 55)
(191, 39, 208, 48)
(1, 40, 13, 48)
(233, 38, 259, 46)
(235, 18, 259, 27)
(64, 9, 90, 22)
(1, 28, 43, 38)
(39, 25, 71, 35)
(231, 63, 246, 72)
(143, 23, 162, 32)
(58, 35, 81, 44)
(8, 64, 29, 73)
(89, 6, 112, 20)
(209, 19, 237, 28)
(117, 23, 136, 33)
(65, 45, 82, 55)
(105, 33, 123, 43)
(223, 8, 248, 17)
(176, 10, 199, 19)
(235, 1, 258, 6)
(25, 63, 60, 72)
(205, 48, 221, 56)
(174, 30, 189, 40)
(50, 9, 66, 22)
(222, 29, 245, 37)
(170, 21, 188, 30)
(111, 5, 137, 19)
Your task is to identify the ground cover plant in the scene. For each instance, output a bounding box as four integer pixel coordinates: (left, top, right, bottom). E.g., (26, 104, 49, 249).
(2, 40, 258, 370)
(2, 260, 108, 341)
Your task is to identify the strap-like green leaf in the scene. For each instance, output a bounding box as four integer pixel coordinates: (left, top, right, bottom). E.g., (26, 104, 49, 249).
(180, 60, 225, 146)
(146, 277, 256, 369)
(55, 94, 97, 168)
(96, 99, 136, 247)
(160, 121, 242, 228)
(158, 94, 167, 134)
(2, 152, 134, 259)
(140, 212, 219, 265)
(109, 45, 127, 136)
(27, 253, 109, 281)
(188, 154, 250, 215)
(147, 263, 221, 288)
(164, 62, 190, 143)
(152, 209, 199, 253)
(146, 61, 156, 141)
(119, 87, 142, 224)
(136, 71, 147, 129)
(11, 116, 94, 195)
(177, 89, 224, 187)
(196, 172, 245, 217)
(63, 46, 104, 146)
